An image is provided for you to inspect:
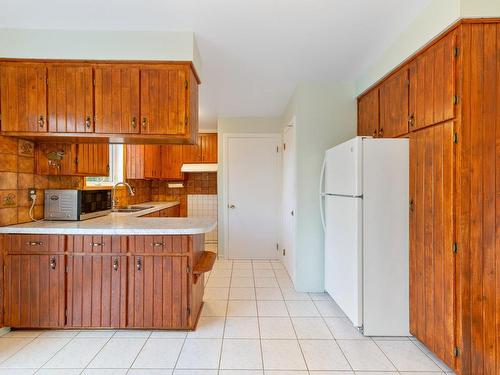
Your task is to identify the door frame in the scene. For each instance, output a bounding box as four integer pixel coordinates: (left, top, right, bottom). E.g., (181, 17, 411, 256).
(281, 118, 297, 280)
(222, 133, 282, 259)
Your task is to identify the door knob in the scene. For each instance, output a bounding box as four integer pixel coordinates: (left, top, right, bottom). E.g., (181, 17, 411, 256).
(228, 204, 236, 209)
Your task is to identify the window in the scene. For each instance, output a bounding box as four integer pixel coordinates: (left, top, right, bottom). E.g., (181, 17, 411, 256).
(85, 144, 124, 187)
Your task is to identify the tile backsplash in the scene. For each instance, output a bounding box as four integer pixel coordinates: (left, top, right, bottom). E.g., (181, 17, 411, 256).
(0, 136, 84, 226)
(188, 194, 218, 243)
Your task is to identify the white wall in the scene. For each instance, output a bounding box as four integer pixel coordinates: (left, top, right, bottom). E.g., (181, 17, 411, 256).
(0, 28, 202, 78)
(217, 117, 283, 258)
(461, 0, 500, 17)
(282, 82, 357, 292)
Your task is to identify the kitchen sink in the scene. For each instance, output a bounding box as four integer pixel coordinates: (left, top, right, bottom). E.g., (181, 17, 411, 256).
(112, 205, 154, 213)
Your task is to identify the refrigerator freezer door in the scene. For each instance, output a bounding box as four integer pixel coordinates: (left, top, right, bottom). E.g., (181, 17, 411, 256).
(324, 195, 363, 327)
(362, 138, 409, 336)
(325, 137, 363, 196)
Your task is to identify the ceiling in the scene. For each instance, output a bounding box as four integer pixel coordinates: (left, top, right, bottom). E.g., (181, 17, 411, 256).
(0, 0, 432, 129)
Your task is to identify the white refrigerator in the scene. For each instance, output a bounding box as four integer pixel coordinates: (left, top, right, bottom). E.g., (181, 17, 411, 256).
(320, 136, 409, 336)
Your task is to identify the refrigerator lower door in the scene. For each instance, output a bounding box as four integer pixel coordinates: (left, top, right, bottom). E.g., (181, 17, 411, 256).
(324, 195, 363, 327)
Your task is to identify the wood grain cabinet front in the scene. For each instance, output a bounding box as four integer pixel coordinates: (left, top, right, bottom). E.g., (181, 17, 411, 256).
(4, 254, 65, 328)
(379, 67, 410, 138)
(0, 63, 47, 132)
(357, 88, 380, 137)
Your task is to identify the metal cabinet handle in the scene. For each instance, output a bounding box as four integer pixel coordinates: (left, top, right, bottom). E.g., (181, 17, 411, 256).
(38, 115, 45, 128)
(50, 256, 57, 270)
(409, 199, 415, 213)
(152, 242, 165, 247)
(26, 241, 43, 246)
(113, 258, 119, 271)
(136, 257, 142, 271)
(131, 117, 137, 129)
(85, 116, 92, 128)
(142, 117, 147, 128)
(408, 114, 415, 127)
(91, 242, 103, 247)
(378, 128, 384, 137)
(373, 128, 378, 138)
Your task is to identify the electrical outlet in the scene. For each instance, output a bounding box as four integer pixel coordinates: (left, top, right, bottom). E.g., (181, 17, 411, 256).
(28, 188, 36, 201)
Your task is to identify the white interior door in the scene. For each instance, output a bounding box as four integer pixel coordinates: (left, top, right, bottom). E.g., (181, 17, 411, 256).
(281, 125, 296, 280)
(226, 134, 280, 259)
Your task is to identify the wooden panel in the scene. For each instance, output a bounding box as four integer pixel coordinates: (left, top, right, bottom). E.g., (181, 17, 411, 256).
(125, 144, 145, 179)
(140, 67, 188, 135)
(161, 144, 184, 180)
(47, 64, 93, 133)
(188, 68, 199, 139)
(67, 235, 127, 254)
(129, 235, 189, 254)
(159, 205, 181, 217)
(4, 254, 65, 328)
(200, 133, 218, 163)
(94, 66, 140, 134)
(144, 145, 162, 179)
(409, 121, 455, 370)
(66, 254, 127, 328)
(0, 63, 47, 132)
(410, 31, 457, 131)
(379, 67, 409, 137)
(458, 22, 500, 375)
(182, 139, 202, 163)
(35, 143, 77, 175)
(76, 144, 110, 176)
(127, 255, 189, 328)
(5, 234, 65, 254)
(357, 88, 379, 137)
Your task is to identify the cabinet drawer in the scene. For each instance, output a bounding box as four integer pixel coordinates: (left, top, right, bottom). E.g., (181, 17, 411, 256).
(4, 234, 65, 253)
(67, 235, 127, 254)
(129, 235, 190, 254)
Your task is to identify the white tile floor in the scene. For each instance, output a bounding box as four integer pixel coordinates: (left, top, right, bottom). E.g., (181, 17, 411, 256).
(0, 259, 456, 375)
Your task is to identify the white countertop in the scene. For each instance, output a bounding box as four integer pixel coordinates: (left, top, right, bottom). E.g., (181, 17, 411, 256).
(0, 202, 217, 235)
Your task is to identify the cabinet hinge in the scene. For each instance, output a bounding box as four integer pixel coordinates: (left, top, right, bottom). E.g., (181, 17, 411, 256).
(453, 132, 459, 144)
(75, 157, 79, 164)
(453, 95, 459, 105)
(65, 309, 68, 318)
(283, 143, 286, 151)
(454, 46, 460, 57)
(187, 307, 191, 315)
(46, 77, 49, 85)
(453, 346, 460, 357)
(93, 79, 96, 87)
(185, 117, 188, 126)
(276, 243, 279, 251)
(282, 248, 286, 256)
(186, 266, 191, 274)
(453, 243, 458, 254)
(185, 80, 188, 89)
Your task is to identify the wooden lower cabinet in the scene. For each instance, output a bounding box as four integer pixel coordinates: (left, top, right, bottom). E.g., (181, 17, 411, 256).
(409, 121, 456, 370)
(4, 254, 65, 328)
(2, 234, 208, 330)
(128, 255, 189, 328)
(66, 255, 127, 328)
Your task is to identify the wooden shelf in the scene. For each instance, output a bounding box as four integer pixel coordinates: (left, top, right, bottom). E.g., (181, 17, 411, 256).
(193, 251, 216, 275)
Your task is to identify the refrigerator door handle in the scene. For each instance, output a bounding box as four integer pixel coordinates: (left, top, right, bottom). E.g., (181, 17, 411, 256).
(319, 155, 327, 231)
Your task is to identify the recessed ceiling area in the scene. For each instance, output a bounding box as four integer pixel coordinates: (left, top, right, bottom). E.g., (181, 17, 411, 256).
(0, 0, 433, 128)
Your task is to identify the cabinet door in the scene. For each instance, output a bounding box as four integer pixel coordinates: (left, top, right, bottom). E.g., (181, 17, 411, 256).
(379, 68, 409, 138)
(357, 89, 379, 137)
(140, 67, 188, 135)
(36, 143, 77, 176)
(409, 31, 457, 131)
(47, 65, 93, 133)
(95, 66, 140, 134)
(0, 63, 47, 132)
(409, 121, 455, 370)
(76, 144, 110, 176)
(128, 255, 189, 328)
(4, 254, 65, 328)
(161, 145, 184, 180)
(182, 140, 202, 164)
(200, 133, 218, 163)
(66, 255, 127, 328)
(144, 145, 162, 179)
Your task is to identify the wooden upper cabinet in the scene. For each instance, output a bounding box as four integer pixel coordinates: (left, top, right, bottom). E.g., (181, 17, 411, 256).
(0, 63, 47, 132)
(409, 31, 457, 131)
(140, 66, 188, 135)
(36, 143, 109, 176)
(161, 145, 184, 180)
(357, 89, 379, 137)
(94, 66, 140, 134)
(182, 133, 218, 163)
(47, 65, 93, 133)
(379, 67, 409, 138)
(126, 145, 161, 179)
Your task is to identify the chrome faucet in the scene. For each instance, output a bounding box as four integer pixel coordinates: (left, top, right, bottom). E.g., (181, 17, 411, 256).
(112, 181, 135, 209)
